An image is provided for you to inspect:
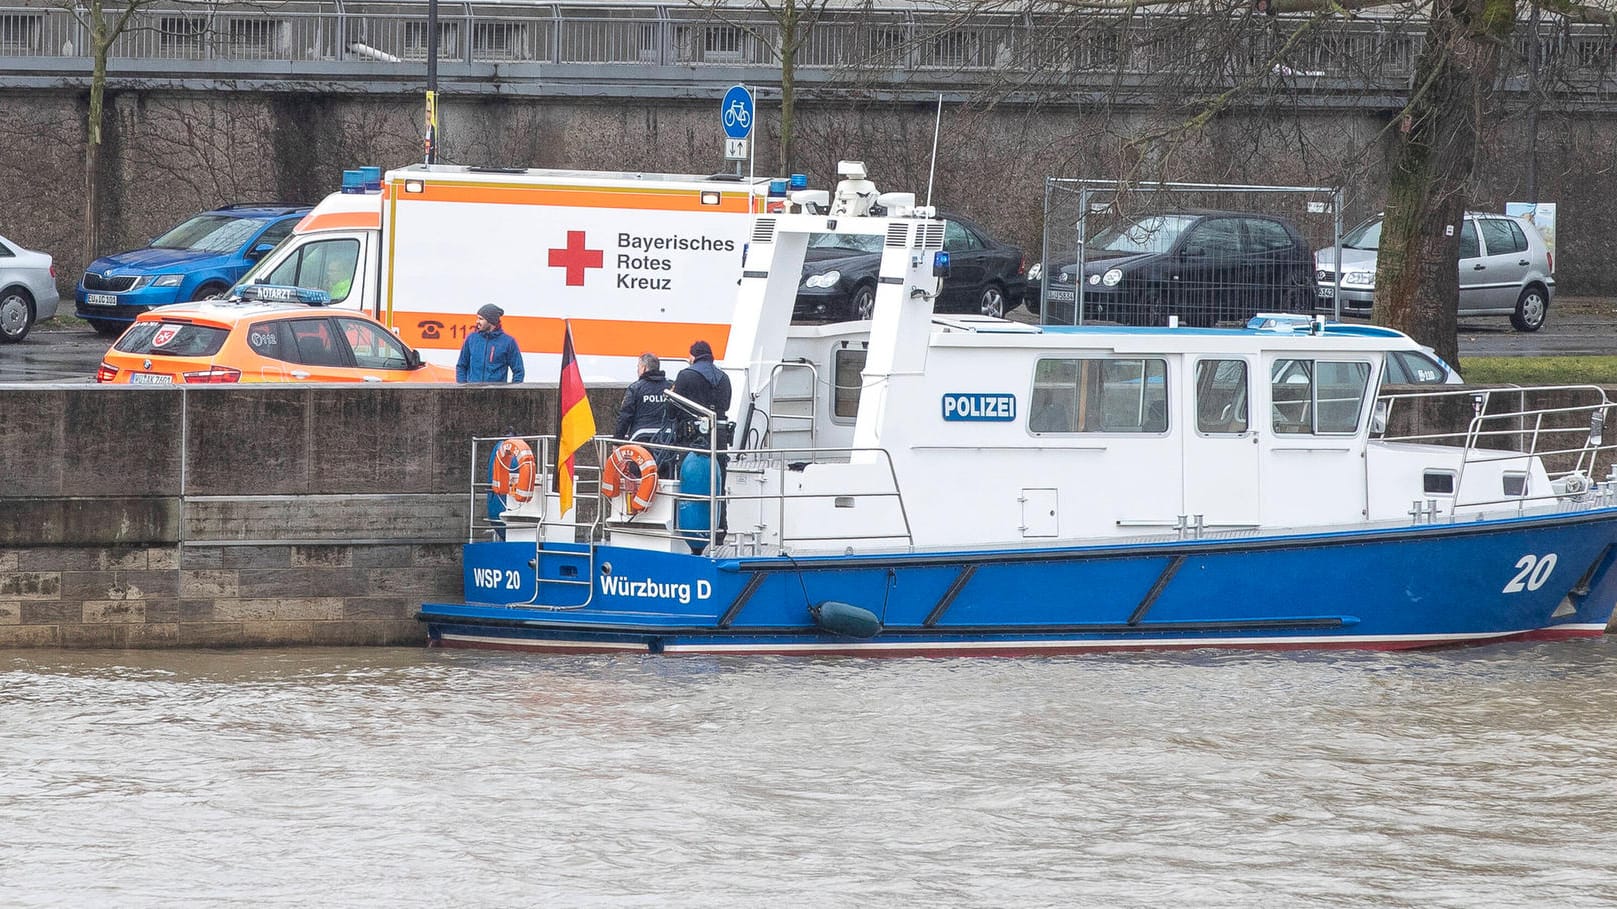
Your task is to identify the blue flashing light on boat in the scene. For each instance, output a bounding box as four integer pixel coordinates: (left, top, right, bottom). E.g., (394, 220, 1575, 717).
(235, 284, 333, 306)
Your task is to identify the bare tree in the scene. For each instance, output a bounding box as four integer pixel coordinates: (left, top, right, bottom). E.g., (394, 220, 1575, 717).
(683, 0, 845, 171)
(60, 0, 161, 265)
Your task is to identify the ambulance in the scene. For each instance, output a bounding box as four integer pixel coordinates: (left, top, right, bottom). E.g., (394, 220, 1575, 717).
(235, 164, 781, 381)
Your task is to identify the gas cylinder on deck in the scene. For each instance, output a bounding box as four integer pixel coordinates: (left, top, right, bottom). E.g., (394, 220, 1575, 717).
(676, 451, 714, 554)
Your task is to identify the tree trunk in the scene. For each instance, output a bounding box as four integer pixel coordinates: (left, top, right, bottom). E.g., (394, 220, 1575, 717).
(83, 4, 111, 266)
(1374, 0, 1511, 369)
(779, 4, 797, 172)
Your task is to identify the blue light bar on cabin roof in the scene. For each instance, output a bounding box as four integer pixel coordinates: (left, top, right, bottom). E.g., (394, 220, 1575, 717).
(340, 166, 384, 194)
(235, 284, 332, 305)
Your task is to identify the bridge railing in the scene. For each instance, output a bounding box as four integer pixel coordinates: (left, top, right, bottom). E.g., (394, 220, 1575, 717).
(1, 2, 1613, 92)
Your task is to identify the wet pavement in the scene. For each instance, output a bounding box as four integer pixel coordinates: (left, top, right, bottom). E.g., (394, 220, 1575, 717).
(0, 325, 107, 383)
(3, 299, 1615, 385)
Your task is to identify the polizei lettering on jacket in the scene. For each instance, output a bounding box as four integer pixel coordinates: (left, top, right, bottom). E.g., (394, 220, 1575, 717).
(615, 232, 736, 292)
(941, 393, 1017, 422)
(600, 574, 713, 604)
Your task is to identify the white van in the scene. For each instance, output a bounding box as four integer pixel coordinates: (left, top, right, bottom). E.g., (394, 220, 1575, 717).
(237, 164, 776, 381)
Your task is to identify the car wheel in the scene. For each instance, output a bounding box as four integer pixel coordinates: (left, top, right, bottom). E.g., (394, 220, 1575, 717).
(192, 282, 229, 302)
(1510, 285, 1548, 332)
(0, 288, 34, 343)
(977, 284, 1008, 319)
(89, 319, 124, 336)
(852, 284, 877, 320)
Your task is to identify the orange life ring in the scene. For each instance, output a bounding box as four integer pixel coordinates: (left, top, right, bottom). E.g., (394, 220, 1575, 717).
(601, 444, 659, 514)
(491, 438, 537, 504)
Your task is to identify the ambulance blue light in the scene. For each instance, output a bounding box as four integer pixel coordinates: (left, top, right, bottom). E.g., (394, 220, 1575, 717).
(341, 166, 383, 194)
(768, 179, 787, 196)
(236, 284, 333, 305)
(789, 173, 808, 190)
(932, 250, 951, 278)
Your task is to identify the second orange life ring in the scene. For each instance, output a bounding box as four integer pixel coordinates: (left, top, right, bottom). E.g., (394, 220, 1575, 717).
(491, 438, 537, 504)
(601, 444, 659, 514)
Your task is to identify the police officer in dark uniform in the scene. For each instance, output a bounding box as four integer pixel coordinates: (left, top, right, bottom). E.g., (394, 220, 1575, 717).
(673, 340, 733, 543)
(614, 353, 672, 442)
(672, 340, 732, 434)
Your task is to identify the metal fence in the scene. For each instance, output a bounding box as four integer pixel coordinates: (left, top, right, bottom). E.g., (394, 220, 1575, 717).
(1, 2, 1614, 91)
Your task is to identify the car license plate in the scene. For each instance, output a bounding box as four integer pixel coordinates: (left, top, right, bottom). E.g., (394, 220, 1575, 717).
(1048, 289, 1075, 303)
(86, 293, 118, 306)
(128, 373, 173, 385)
(1316, 288, 1334, 299)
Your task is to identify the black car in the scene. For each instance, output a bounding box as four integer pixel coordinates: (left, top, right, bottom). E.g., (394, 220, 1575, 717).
(1027, 211, 1317, 326)
(794, 214, 1027, 322)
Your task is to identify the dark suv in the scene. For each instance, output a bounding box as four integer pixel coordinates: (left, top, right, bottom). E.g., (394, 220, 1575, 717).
(1027, 211, 1317, 326)
(76, 203, 310, 335)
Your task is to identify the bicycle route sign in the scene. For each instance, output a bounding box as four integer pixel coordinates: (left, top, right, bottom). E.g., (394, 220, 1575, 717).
(721, 84, 754, 140)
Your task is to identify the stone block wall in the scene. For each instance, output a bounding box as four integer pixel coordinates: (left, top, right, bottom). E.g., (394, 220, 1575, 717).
(4, 88, 1617, 301)
(0, 383, 623, 649)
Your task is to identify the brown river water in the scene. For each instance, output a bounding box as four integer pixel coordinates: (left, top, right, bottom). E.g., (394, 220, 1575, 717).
(4, 641, 1617, 908)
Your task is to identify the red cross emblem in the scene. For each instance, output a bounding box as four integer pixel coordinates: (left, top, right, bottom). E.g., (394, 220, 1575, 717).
(548, 230, 604, 286)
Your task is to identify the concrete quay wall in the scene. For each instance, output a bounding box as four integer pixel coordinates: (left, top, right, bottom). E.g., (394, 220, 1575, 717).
(0, 383, 623, 649)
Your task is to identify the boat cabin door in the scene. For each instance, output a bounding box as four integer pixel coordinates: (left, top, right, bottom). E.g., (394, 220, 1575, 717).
(1181, 357, 1261, 528)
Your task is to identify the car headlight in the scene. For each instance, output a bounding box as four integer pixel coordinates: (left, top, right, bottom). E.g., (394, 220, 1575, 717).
(803, 270, 841, 289)
(1343, 271, 1375, 287)
(152, 274, 185, 288)
(1027, 263, 1042, 282)
(1102, 268, 1123, 287)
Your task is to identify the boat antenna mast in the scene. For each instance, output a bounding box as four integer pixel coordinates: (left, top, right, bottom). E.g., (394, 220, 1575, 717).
(925, 93, 943, 210)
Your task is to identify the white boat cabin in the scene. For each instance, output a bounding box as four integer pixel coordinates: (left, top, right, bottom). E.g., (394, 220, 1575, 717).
(520, 173, 1585, 557)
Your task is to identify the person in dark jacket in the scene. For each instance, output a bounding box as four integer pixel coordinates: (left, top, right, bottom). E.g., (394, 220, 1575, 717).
(672, 339, 732, 426)
(455, 304, 525, 383)
(673, 339, 732, 542)
(615, 353, 672, 441)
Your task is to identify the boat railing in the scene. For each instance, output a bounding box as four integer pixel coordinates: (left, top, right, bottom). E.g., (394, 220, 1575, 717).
(1376, 385, 1617, 510)
(587, 432, 914, 556)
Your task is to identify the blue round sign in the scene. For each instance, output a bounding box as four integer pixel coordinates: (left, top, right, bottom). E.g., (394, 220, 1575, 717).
(721, 84, 754, 140)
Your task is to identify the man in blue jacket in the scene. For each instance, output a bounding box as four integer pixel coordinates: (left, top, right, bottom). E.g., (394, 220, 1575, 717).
(456, 304, 525, 383)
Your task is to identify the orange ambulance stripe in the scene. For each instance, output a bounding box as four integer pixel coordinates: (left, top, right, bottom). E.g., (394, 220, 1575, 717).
(296, 210, 382, 232)
(387, 181, 754, 213)
(396, 314, 730, 360)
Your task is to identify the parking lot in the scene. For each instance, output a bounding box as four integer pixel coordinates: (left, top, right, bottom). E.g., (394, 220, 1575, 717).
(3, 298, 1614, 385)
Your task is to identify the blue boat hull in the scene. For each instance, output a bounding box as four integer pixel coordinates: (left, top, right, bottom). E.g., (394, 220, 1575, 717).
(421, 510, 1617, 655)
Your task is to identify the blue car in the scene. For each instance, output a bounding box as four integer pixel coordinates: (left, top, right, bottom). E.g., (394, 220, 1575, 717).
(76, 203, 310, 334)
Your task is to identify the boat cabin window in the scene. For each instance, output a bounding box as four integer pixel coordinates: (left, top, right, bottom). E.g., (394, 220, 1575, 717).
(1194, 359, 1249, 434)
(1271, 359, 1372, 435)
(1029, 357, 1169, 434)
(1423, 470, 1457, 495)
(832, 348, 866, 421)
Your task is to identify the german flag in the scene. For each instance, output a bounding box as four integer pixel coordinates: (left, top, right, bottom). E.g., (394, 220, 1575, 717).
(557, 321, 596, 517)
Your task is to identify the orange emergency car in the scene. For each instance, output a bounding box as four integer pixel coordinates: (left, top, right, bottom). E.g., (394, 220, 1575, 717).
(96, 295, 455, 385)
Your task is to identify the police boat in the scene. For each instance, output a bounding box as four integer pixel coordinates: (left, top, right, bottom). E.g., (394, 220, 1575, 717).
(419, 169, 1617, 656)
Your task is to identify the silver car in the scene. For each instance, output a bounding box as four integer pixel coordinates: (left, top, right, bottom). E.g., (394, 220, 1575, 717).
(0, 232, 60, 343)
(1315, 212, 1556, 331)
